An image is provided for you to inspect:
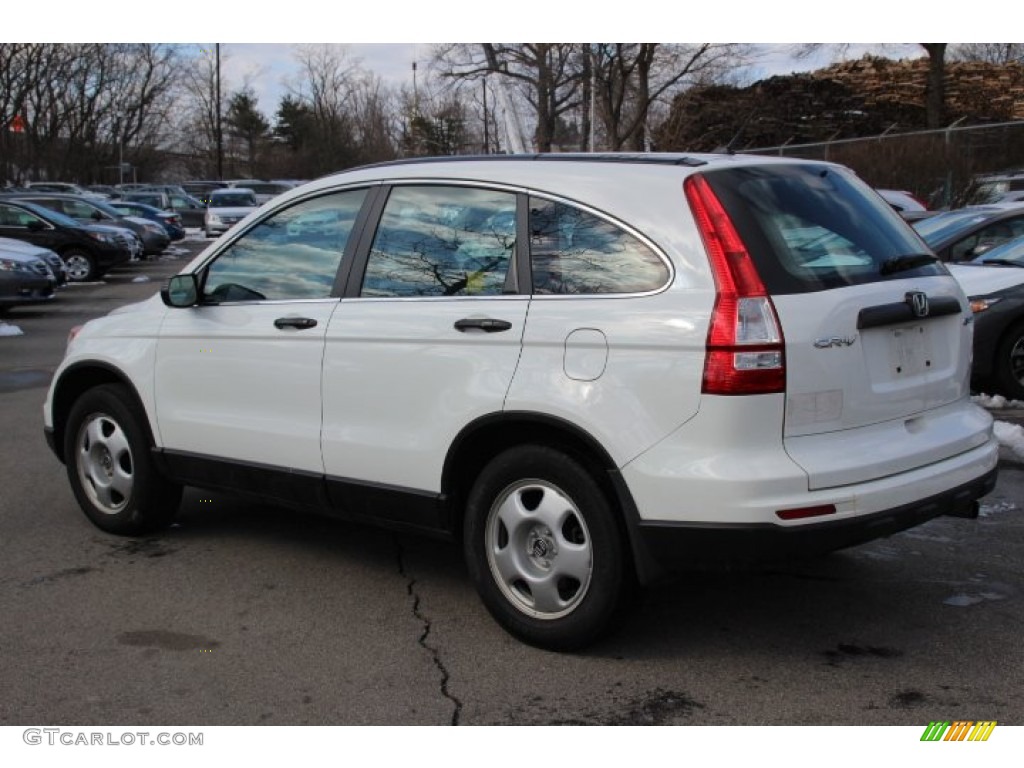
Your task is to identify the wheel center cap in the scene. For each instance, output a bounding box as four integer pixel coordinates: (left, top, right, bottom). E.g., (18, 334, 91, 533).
(527, 528, 557, 566)
(100, 449, 113, 476)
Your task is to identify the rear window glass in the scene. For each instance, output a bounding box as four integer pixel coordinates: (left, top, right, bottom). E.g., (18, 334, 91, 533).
(705, 164, 946, 294)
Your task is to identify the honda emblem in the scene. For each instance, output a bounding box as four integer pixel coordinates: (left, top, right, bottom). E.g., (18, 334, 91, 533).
(906, 291, 929, 318)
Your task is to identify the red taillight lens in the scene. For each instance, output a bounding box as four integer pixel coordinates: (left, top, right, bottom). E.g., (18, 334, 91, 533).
(776, 504, 837, 521)
(684, 174, 785, 395)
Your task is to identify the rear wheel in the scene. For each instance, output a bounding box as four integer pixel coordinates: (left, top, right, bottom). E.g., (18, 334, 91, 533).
(463, 445, 631, 651)
(62, 249, 97, 282)
(993, 321, 1024, 401)
(64, 384, 181, 534)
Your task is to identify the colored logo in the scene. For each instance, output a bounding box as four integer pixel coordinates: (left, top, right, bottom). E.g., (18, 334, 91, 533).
(920, 721, 996, 742)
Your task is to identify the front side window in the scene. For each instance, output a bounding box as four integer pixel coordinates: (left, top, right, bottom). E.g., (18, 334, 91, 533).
(202, 189, 367, 303)
(361, 186, 517, 298)
(528, 197, 669, 295)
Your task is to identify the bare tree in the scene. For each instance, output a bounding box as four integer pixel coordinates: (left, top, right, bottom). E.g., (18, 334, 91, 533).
(435, 44, 583, 151)
(590, 43, 748, 151)
(0, 44, 181, 183)
(951, 43, 1024, 65)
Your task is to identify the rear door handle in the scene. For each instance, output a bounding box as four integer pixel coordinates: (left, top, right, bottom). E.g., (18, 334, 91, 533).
(454, 317, 513, 333)
(274, 316, 318, 330)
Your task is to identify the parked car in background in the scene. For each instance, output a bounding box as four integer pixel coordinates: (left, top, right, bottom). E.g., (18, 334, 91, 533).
(876, 188, 930, 221)
(965, 172, 1024, 206)
(43, 154, 998, 650)
(12, 193, 169, 257)
(181, 181, 228, 205)
(0, 236, 67, 285)
(225, 180, 296, 205)
(913, 206, 1024, 262)
(86, 185, 117, 199)
(121, 191, 207, 228)
(948, 253, 1024, 400)
(0, 240, 58, 313)
(24, 181, 105, 199)
(204, 188, 258, 237)
(0, 198, 135, 281)
(107, 200, 185, 241)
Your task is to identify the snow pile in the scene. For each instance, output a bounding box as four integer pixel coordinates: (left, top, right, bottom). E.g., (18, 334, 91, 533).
(0, 322, 24, 337)
(994, 420, 1024, 462)
(131, 276, 151, 283)
(973, 393, 1024, 409)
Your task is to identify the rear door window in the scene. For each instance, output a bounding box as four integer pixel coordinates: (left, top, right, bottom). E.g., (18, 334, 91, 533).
(361, 186, 517, 298)
(704, 164, 946, 294)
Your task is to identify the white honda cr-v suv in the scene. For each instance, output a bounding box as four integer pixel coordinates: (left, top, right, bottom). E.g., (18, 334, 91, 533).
(44, 154, 999, 649)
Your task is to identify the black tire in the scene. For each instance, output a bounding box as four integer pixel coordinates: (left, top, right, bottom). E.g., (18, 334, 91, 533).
(61, 249, 97, 282)
(63, 383, 181, 535)
(463, 445, 632, 651)
(993, 321, 1024, 401)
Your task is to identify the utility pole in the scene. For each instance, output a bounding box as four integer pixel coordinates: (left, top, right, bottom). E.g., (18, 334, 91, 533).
(216, 43, 223, 181)
(482, 79, 489, 154)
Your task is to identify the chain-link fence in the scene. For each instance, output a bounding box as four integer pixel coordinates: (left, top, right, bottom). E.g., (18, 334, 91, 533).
(745, 120, 1024, 208)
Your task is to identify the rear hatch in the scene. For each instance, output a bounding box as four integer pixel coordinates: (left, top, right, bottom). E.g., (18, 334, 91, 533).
(703, 163, 988, 490)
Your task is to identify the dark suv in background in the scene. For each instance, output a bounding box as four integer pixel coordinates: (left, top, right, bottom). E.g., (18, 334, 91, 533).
(0, 199, 134, 281)
(11, 193, 168, 257)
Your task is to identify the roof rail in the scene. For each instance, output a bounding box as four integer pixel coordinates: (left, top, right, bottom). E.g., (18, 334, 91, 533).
(325, 153, 709, 178)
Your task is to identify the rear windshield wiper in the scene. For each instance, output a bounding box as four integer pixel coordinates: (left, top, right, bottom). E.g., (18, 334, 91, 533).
(879, 253, 940, 276)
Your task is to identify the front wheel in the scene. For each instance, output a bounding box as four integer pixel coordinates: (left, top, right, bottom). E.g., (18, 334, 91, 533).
(993, 321, 1024, 401)
(62, 249, 97, 282)
(463, 445, 631, 651)
(64, 384, 181, 535)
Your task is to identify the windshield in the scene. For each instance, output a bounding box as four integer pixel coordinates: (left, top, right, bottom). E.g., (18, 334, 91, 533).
(972, 235, 1024, 265)
(913, 211, 996, 246)
(211, 193, 256, 207)
(704, 163, 945, 294)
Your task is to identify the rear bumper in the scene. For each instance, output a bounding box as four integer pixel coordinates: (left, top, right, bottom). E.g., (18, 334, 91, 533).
(621, 467, 996, 580)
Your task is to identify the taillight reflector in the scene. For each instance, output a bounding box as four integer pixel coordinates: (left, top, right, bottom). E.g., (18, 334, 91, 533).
(684, 174, 785, 395)
(776, 505, 837, 521)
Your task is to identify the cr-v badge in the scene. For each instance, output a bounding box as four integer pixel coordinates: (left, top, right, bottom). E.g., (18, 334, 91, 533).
(814, 336, 858, 349)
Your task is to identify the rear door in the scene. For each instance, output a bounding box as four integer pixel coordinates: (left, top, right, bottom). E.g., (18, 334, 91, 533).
(320, 183, 528, 522)
(704, 164, 986, 489)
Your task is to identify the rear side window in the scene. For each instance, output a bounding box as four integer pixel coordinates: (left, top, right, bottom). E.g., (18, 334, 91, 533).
(705, 165, 946, 294)
(361, 186, 516, 298)
(529, 197, 669, 295)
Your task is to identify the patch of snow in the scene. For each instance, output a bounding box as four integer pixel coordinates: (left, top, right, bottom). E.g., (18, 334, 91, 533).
(973, 393, 1024, 409)
(0, 322, 25, 337)
(993, 420, 1024, 461)
(943, 594, 984, 607)
(979, 500, 1018, 517)
(131, 276, 151, 283)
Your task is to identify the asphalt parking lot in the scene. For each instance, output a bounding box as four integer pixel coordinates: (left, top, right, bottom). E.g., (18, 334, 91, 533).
(1, 244, 1022, 726)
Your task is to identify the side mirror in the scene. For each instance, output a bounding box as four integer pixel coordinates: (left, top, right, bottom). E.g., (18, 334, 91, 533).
(91, 211, 103, 221)
(161, 274, 199, 307)
(26, 219, 45, 232)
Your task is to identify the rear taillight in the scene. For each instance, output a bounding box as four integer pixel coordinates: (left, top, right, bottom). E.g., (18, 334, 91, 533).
(684, 174, 785, 395)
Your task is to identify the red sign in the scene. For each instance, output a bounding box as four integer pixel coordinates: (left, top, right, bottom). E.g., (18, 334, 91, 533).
(9, 115, 25, 133)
